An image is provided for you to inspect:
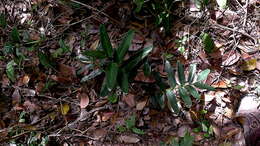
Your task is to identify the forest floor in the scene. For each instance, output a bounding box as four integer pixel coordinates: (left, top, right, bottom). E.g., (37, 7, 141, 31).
(0, 0, 259, 145)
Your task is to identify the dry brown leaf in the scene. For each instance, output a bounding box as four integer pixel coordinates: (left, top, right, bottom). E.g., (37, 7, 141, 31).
(136, 100, 147, 111)
(101, 112, 114, 121)
(22, 75, 30, 85)
(95, 100, 108, 107)
(118, 135, 140, 143)
(224, 107, 234, 118)
(59, 64, 76, 78)
(222, 50, 240, 66)
(12, 88, 21, 105)
(24, 100, 39, 113)
(90, 40, 100, 50)
(134, 72, 155, 83)
(177, 125, 191, 137)
(78, 93, 89, 109)
(1, 74, 10, 88)
(212, 79, 231, 88)
(93, 129, 107, 139)
(122, 94, 136, 108)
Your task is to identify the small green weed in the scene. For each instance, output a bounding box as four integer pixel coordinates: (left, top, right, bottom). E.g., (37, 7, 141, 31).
(116, 115, 145, 135)
(82, 24, 152, 99)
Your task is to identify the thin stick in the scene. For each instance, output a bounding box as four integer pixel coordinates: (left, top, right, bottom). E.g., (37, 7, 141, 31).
(70, 0, 120, 25)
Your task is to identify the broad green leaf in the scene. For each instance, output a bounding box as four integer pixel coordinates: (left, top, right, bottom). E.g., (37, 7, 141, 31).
(195, 0, 203, 9)
(185, 85, 200, 100)
(179, 87, 192, 107)
(152, 71, 167, 91)
(133, 0, 144, 13)
(193, 82, 215, 91)
(177, 61, 185, 85)
(11, 27, 20, 42)
(6, 60, 16, 82)
(83, 50, 107, 59)
(117, 30, 134, 63)
(125, 115, 136, 129)
(201, 122, 208, 132)
(59, 39, 70, 52)
(116, 125, 127, 132)
(123, 46, 153, 71)
(106, 63, 119, 90)
(0, 13, 7, 28)
(188, 64, 196, 83)
(216, 0, 227, 9)
(170, 138, 180, 146)
(100, 78, 109, 97)
(99, 24, 113, 58)
(201, 33, 215, 53)
(180, 132, 194, 146)
(166, 89, 179, 113)
(165, 60, 176, 88)
(3, 43, 14, 55)
(38, 52, 52, 69)
(157, 93, 165, 109)
(52, 48, 63, 58)
(118, 69, 129, 93)
(197, 69, 210, 82)
(108, 93, 118, 103)
(81, 69, 102, 82)
(132, 127, 145, 135)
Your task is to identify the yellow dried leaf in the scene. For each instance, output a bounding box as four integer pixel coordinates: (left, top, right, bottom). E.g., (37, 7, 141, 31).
(60, 103, 70, 115)
(241, 58, 257, 71)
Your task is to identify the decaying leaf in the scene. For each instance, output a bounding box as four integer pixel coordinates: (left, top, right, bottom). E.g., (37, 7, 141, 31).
(60, 103, 70, 115)
(241, 58, 257, 71)
(118, 135, 140, 143)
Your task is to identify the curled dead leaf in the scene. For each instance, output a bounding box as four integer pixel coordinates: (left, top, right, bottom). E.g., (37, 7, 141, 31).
(78, 93, 89, 109)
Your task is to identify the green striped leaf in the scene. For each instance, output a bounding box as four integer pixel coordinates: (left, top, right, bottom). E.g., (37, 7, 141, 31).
(194, 82, 215, 91)
(166, 89, 179, 113)
(117, 30, 135, 63)
(99, 24, 113, 58)
(188, 64, 196, 83)
(197, 69, 210, 82)
(179, 87, 192, 107)
(165, 60, 176, 88)
(177, 61, 185, 85)
(83, 50, 107, 59)
(106, 63, 119, 90)
(185, 85, 200, 100)
(123, 46, 153, 71)
(6, 60, 15, 82)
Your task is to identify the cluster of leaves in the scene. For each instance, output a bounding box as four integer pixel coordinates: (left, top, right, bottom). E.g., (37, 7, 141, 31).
(116, 115, 145, 135)
(193, 110, 214, 138)
(133, 0, 176, 34)
(0, 15, 70, 85)
(82, 24, 152, 101)
(161, 132, 194, 146)
(159, 60, 215, 113)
